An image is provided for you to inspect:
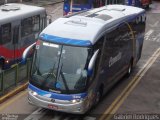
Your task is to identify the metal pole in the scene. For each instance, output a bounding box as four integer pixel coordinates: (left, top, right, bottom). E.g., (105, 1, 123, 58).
(70, 0, 73, 13)
(15, 64, 19, 86)
(5, 0, 7, 4)
(1, 71, 4, 93)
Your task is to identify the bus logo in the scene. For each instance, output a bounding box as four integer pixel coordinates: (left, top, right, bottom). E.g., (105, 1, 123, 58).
(109, 52, 122, 67)
(51, 99, 55, 103)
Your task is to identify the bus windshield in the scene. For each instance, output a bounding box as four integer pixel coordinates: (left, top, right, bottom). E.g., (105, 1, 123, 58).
(30, 40, 91, 94)
(73, 0, 89, 4)
(64, 0, 89, 4)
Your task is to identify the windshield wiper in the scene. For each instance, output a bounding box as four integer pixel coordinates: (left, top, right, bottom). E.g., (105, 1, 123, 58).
(57, 63, 70, 93)
(45, 62, 56, 80)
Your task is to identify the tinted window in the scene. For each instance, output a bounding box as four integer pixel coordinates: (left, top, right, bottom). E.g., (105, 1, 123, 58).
(0, 23, 11, 44)
(118, 23, 132, 47)
(106, 0, 123, 4)
(64, 0, 71, 4)
(21, 15, 40, 37)
(73, 0, 89, 4)
(33, 15, 40, 32)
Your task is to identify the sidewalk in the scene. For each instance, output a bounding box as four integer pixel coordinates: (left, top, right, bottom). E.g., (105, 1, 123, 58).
(22, 0, 63, 7)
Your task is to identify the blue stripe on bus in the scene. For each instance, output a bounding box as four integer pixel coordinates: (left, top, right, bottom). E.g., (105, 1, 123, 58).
(28, 83, 87, 100)
(39, 33, 92, 47)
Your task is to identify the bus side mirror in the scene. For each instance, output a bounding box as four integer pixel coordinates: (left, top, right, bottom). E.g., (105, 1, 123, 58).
(48, 18, 52, 24)
(88, 49, 99, 76)
(22, 42, 36, 64)
(47, 15, 52, 25)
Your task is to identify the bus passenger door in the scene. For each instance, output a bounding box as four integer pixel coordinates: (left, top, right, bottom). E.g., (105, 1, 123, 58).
(13, 25, 20, 62)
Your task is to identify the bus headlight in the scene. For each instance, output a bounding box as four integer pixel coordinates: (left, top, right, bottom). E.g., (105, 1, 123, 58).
(29, 89, 38, 96)
(32, 91, 38, 96)
(71, 99, 81, 104)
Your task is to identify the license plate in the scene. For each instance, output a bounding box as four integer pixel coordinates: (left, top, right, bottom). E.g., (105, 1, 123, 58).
(48, 104, 58, 109)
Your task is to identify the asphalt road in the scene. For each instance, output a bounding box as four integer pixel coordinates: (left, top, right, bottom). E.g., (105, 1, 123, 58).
(0, 1, 160, 120)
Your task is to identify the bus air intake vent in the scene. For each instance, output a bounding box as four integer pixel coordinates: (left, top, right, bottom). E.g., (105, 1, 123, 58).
(95, 14, 112, 21)
(65, 19, 87, 27)
(78, 12, 91, 16)
(107, 7, 125, 12)
(1, 5, 20, 11)
(86, 13, 99, 18)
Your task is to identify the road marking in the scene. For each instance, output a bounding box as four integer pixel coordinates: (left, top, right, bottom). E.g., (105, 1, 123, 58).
(149, 21, 159, 27)
(144, 29, 154, 41)
(24, 108, 97, 120)
(0, 90, 27, 112)
(99, 47, 160, 120)
(24, 108, 48, 120)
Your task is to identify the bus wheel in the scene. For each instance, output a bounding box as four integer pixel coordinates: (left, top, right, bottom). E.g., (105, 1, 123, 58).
(95, 87, 103, 105)
(126, 60, 133, 77)
(95, 91, 100, 104)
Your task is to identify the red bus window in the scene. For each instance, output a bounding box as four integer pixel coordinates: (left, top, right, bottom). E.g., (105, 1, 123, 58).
(21, 15, 40, 38)
(0, 23, 11, 45)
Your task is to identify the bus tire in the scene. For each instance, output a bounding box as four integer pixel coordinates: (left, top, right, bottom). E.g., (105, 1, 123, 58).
(95, 85, 103, 105)
(126, 60, 133, 77)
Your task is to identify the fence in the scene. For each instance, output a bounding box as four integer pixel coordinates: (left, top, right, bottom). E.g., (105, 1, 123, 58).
(0, 59, 32, 96)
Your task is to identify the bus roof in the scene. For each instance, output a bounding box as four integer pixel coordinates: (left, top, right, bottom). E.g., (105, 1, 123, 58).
(40, 5, 145, 47)
(0, 3, 46, 24)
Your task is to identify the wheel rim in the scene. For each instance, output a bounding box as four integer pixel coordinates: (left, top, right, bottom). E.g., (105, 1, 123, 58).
(128, 65, 131, 74)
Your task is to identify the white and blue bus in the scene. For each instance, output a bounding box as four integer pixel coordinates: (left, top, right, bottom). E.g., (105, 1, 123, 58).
(23, 5, 146, 114)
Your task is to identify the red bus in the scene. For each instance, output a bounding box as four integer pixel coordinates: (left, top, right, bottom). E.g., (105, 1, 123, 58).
(0, 3, 47, 70)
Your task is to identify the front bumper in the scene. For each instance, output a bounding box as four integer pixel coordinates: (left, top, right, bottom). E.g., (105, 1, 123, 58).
(28, 91, 88, 114)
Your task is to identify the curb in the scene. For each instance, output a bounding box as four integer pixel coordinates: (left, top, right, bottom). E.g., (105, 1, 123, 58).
(0, 82, 28, 104)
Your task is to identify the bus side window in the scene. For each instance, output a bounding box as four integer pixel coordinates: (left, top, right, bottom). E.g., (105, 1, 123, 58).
(1, 23, 11, 45)
(13, 26, 19, 44)
(40, 18, 44, 31)
(32, 15, 40, 32)
(21, 15, 40, 38)
(21, 17, 33, 37)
